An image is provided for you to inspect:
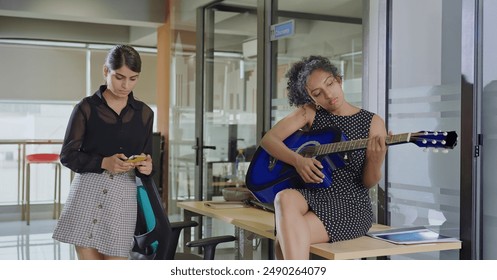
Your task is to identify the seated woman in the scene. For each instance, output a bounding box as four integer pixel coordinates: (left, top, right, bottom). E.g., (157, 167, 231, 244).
(260, 55, 388, 260)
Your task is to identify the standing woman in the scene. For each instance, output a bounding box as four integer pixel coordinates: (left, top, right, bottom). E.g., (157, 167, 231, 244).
(260, 55, 388, 259)
(53, 45, 154, 260)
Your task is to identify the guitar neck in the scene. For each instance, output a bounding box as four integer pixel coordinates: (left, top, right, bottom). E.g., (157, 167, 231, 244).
(311, 133, 412, 156)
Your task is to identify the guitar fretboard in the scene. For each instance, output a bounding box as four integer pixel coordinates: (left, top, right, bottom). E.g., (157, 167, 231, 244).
(308, 133, 412, 156)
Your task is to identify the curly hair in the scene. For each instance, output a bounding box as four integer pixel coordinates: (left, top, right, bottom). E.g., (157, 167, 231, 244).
(286, 55, 342, 107)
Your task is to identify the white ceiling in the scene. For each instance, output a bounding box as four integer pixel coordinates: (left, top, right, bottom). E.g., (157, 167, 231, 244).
(0, 0, 361, 47)
(0, 0, 164, 47)
(175, 0, 362, 31)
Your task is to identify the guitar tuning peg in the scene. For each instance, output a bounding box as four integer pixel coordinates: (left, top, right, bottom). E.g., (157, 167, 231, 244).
(433, 131, 438, 136)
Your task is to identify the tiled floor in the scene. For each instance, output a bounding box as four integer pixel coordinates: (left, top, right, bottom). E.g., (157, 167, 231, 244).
(0, 202, 244, 260)
(0, 219, 76, 260)
(0, 218, 239, 260)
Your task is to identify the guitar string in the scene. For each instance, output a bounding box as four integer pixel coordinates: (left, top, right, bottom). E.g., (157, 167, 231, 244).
(315, 133, 411, 156)
(305, 132, 450, 157)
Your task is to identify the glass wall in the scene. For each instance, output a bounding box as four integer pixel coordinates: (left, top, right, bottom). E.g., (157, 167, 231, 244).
(0, 41, 158, 208)
(0, 103, 74, 205)
(387, 0, 461, 260)
(482, 0, 497, 260)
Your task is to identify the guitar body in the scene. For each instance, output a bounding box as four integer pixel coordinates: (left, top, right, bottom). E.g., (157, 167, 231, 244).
(245, 127, 349, 203)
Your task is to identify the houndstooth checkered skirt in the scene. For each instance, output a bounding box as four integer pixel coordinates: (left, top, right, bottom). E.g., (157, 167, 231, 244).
(52, 171, 137, 258)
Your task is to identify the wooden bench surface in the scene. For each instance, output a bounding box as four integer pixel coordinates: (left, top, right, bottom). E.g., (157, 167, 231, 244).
(311, 223, 461, 259)
(177, 201, 462, 260)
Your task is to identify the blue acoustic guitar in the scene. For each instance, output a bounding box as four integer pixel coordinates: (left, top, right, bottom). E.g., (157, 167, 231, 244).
(245, 127, 458, 203)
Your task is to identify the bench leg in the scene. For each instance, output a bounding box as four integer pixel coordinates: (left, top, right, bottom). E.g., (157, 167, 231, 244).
(235, 227, 255, 260)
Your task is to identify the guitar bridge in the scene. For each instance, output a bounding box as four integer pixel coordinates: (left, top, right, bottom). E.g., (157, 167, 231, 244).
(343, 152, 351, 164)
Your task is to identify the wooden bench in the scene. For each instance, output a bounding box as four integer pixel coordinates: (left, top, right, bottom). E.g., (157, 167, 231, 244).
(177, 201, 462, 260)
(310, 224, 461, 260)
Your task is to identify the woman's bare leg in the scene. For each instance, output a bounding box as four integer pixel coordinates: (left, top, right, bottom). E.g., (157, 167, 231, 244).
(75, 246, 104, 260)
(274, 189, 329, 260)
(76, 246, 128, 260)
(274, 239, 284, 260)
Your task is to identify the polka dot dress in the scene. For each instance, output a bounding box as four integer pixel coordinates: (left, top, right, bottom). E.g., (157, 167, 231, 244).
(297, 108, 374, 243)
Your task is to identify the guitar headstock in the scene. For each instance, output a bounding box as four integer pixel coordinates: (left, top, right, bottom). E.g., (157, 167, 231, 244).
(410, 131, 458, 152)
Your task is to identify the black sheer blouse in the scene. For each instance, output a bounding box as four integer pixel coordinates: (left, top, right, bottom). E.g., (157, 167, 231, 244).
(60, 85, 154, 178)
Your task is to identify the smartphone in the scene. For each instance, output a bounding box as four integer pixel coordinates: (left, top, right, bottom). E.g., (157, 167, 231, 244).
(126, 155, 147, 163)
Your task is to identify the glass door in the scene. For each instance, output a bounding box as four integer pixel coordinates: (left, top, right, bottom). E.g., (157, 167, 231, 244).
(271, 1, 364, 126)
(195, 1, 258, 202)
(193, 1, 259, 254)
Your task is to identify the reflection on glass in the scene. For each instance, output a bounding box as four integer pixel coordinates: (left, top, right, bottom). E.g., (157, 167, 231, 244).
(387, 0, 461, 260)
(482, 0, 497, 260)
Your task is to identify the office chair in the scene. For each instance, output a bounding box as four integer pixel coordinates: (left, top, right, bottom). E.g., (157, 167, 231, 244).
(130, 177, 236, 260)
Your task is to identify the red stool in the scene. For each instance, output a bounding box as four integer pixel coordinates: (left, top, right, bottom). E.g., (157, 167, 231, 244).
(23, 153, 62, 225)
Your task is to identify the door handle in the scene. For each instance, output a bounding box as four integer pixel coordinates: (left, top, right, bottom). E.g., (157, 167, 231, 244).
(192, 138, 217, 165)
(191, 140, 217, 150)
(203, 145, 216, 150)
